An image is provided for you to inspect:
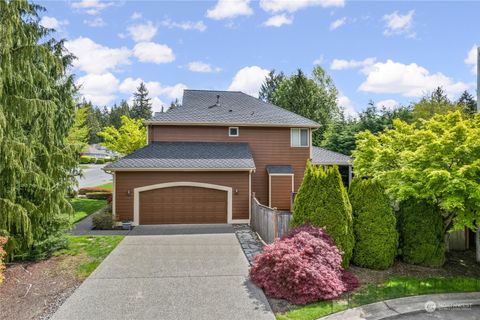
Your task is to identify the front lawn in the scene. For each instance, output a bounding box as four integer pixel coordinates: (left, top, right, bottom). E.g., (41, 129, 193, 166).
(54, 235, 124, 278)
(70, 198, 107, 223)
(277, 276, 480, 320)
(94, 182, 112, 191)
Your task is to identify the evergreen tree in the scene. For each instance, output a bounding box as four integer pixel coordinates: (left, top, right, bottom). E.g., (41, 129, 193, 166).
(109, 100, 131, 128)
(0, 0, 77, 258)
(456, 90, 477, 115)
(67, 106, 90, 153)
(412, 87, 460, 120)
(291, 162, 354, 266)
(349, 178, 398, 269)
(259, 70, 285, 103)
(82, 102, 103, 144)
(130, 82, 152, 120)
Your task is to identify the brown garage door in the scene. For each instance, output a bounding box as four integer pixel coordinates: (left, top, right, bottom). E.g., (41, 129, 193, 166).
(139, 186, 227, 224)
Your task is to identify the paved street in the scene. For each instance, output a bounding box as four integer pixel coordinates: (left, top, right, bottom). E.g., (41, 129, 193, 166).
(52, 226, 275, 320)
(77, 164, 112, 188)
(387, 306, 480, 319)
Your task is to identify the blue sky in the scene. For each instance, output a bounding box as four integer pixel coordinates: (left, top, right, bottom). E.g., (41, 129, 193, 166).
(39, 0, 479, 115)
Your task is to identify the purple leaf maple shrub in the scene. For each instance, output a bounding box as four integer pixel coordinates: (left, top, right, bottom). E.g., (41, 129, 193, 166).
(250, 225, 359, 304)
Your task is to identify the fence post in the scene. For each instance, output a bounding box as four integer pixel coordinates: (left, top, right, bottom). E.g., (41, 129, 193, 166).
(273, 208, 278, 240)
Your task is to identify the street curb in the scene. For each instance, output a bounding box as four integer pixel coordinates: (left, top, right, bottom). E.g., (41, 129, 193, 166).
(318, 292, 480, 320)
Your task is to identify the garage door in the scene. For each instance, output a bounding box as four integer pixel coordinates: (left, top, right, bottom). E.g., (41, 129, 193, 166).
(139, 186, 228, 224)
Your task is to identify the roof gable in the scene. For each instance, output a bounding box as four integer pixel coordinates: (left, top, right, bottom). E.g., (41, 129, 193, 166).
(147, 90, 320, 128)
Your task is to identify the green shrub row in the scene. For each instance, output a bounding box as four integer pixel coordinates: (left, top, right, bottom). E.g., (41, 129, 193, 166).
(85, 192, 112, 200)
(292, 164, 446, 269)
(79, 156, 114, 164)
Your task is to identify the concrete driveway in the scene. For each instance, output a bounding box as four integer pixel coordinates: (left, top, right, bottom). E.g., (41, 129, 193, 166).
(52, 225, 274, 320)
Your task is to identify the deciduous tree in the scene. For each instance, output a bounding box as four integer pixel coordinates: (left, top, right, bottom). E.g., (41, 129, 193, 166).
(98, 116, 146, 155)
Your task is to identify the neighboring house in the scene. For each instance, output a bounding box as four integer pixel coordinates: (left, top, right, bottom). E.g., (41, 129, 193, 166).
(103, 90, 352, 226)
(82, 144, 120, 159)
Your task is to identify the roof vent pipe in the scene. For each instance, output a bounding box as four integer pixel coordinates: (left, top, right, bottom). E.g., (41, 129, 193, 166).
(216, 94, 220, 106)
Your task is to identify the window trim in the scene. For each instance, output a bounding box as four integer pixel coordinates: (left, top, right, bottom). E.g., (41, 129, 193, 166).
(291, 128, 310, 147)
(228, 127, 239, 137)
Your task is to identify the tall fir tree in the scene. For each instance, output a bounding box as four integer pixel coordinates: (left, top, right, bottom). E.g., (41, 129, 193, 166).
(259, 70, 285, 103)
(130, 82, 152, 120)
(456, 90, 477, 115)
(109, 100, 131, 128)
(0, 0, 77, 258)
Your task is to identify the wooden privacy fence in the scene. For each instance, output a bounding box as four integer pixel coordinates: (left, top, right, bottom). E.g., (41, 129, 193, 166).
(250, 193, 292, 244)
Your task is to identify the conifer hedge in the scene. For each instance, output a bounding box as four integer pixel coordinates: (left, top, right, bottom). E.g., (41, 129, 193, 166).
(398, 200, 445, 267)
(291, 162, 354, 266)
(349, 178, 398, 269)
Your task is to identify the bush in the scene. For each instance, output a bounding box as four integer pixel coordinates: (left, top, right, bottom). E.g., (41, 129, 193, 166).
(250, 226, 358, 305)
(95, 158, 105, 164)
(0, 237, 7, 284)
(92, 212, 114, 230)
(398, 200, 445, 267)
(291, 162, 354, 267)
(79, 187, 111, 195)
(86, 192, 112, 200)
(79, 155, 95, 164)
(349, 178, 398, 269)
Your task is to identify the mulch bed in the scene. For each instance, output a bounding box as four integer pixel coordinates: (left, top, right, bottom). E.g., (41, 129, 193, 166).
(0, 256, 84, 320)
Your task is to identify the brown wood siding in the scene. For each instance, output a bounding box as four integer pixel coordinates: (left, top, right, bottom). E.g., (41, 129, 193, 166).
(270, 175, 293, 211)
(149, 125, 310, 206)
(115, 171, 249, 221)
(139, 186, 227, 224)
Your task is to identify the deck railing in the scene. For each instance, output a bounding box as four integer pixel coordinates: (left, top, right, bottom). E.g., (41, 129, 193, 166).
(250, 193, 292, 244)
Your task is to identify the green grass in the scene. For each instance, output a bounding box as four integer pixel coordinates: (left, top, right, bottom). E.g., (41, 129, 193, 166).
(70, 198, 107, 223)
(276, 276, 480, 320)
(54, 235, 124, 278)
(79, 165, 89, 170)
(95, 182, 113, 191)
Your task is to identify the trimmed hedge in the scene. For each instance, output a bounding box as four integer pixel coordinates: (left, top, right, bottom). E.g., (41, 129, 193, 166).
(398, 199, 445, 267)
(349, 178, 398, 269)
(291, 162, 354, 267)
(85, 192, 112, 200)
(79, 187, 111, 195)
(95, 158, 105, 164)
(79, 155, 96, 164)
(92, 212, 114, 230)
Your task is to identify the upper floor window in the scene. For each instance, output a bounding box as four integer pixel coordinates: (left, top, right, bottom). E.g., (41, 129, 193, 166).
(291, 128, 309, 147)
(229, 127, 239, 137)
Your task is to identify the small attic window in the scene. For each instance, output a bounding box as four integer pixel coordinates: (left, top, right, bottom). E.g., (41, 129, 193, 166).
(229, 127, 239, 137)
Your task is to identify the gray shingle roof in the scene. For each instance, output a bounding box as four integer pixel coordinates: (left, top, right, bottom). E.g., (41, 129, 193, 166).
(103, 142, 255, 170)
(311, 147, 352, 166)
(266, 165, 294, 174)
(147, 90, 320, 128)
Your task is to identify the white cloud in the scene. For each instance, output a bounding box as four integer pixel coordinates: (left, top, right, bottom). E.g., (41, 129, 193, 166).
(188, 61, 221, 73)
(71, 0, 114, 15)
(465, 45, 478, 74)
(65, 37, 131, 74)
(375, 99, 398, 110)
(263, 14, 293, 27)
(161, 19, 207, 31)
(338, 94, 357, 118)
(228, 66, 269, 97)
(313, 56, 324, 65)
(127, 21, 158, 42)
(206, 0, 253, 20)
(40, 16, 69, 30)
(133, 42, 175, 64)
(382, 10, 415, 37)
(329, 17, 346, 30)
(131, 12, 142, 20)
(359, 59, 470, 98)
(83, 17, 106, 27)
(260, 0, 344, 13)
(330, 57, 376, 70)
(77, 73, 119, 105)
(119, 78, 186, 100)
(151, 97, 167, 113)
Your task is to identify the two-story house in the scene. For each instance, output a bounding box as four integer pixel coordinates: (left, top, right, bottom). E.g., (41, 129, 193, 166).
(104, 89, 352, 226)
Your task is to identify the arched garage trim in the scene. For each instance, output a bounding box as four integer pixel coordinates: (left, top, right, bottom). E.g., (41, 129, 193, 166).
(133, 182, 233, 226)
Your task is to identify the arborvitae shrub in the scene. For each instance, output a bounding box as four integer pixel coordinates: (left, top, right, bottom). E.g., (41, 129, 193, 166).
(291, 162, 354, 267)
(250, 226, 358, 304)
(349, 178, 398, 269)
(398, 200, 445, 267)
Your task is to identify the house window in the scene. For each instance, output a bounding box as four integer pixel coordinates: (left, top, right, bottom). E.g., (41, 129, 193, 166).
(229, 127, 239, 137)
(291, 128, 309, 147)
